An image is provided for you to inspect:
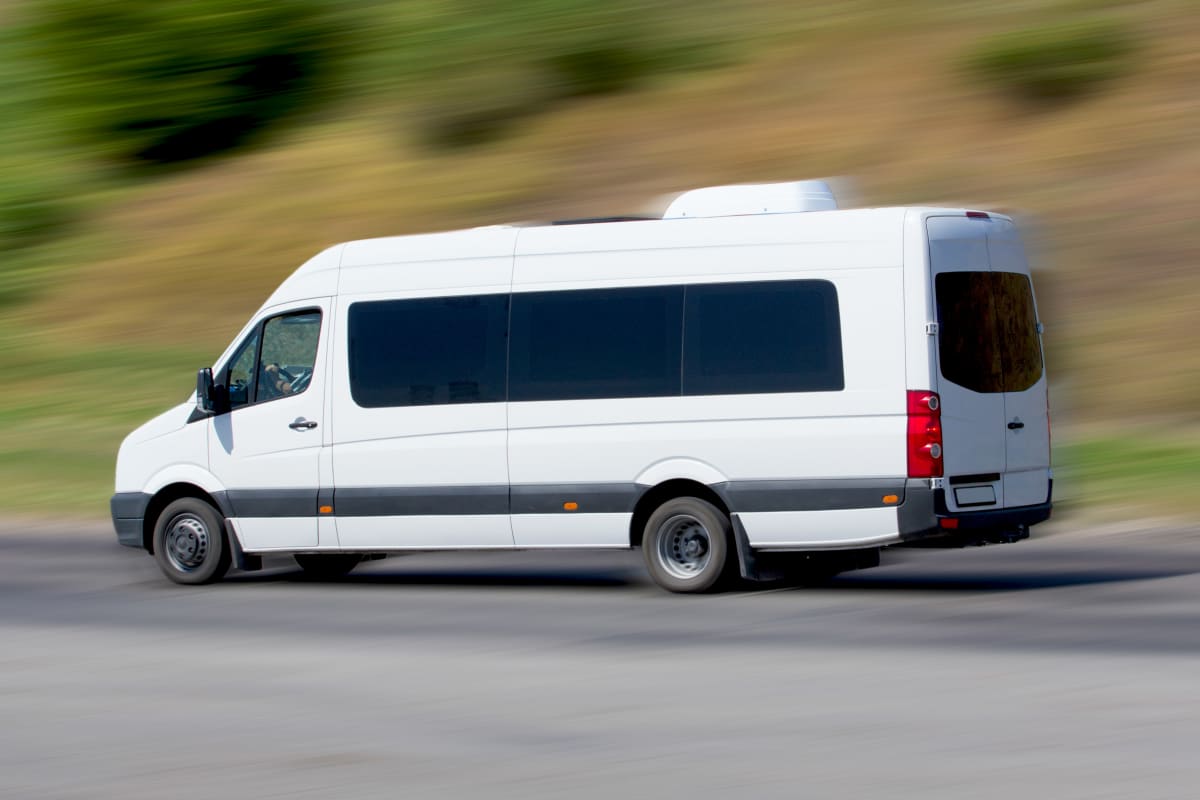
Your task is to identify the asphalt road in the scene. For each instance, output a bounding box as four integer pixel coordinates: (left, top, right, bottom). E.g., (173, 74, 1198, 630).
(2, 519, 1199, 799)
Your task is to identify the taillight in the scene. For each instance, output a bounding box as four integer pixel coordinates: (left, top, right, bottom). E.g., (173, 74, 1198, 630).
(907, 390, 943, 478)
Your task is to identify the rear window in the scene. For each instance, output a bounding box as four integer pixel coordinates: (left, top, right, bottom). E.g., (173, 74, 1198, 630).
(935, 271, 1042, 394)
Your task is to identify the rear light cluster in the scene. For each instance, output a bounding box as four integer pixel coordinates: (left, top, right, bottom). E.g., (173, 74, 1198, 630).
(906, 390, 943, 478)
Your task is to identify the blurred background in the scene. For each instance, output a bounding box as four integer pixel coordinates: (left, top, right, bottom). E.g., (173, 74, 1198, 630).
(0, 0, 1196, 522)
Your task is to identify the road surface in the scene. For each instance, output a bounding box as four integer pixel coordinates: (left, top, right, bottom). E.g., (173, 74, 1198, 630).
(1, 519, 1198, 799)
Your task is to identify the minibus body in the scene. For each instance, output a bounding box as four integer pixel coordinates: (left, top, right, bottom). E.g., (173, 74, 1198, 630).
(111, 182, 1052, 592)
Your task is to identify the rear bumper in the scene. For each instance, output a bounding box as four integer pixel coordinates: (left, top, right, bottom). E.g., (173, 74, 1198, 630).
(897, 479, 1052, 542)
(110, 492, 150, 549)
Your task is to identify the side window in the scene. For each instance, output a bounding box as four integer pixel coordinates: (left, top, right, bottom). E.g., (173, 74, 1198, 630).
(224, 329, 260, 410)
(683, 280, 844, 395)
(348, 295, 508, 408)
(255, 311, 322, 403)
(509, 286, 684, 402)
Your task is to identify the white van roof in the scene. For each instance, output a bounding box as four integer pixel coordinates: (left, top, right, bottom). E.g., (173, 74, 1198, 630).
(264, 181, 1005, 307)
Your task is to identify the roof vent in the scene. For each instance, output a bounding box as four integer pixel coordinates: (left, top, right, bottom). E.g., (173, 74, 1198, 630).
(662, 180, 837, 219)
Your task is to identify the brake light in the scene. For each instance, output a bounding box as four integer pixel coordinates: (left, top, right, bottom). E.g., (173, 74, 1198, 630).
(907, 390, 943, 478)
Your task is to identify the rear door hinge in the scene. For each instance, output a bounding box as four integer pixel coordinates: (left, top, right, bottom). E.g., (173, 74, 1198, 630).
(925, 322, 938, 335)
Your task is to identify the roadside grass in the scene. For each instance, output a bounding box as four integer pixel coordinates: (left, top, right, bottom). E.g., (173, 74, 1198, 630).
(0, 331, 205, 516)
(1055, 433, 1200, 519)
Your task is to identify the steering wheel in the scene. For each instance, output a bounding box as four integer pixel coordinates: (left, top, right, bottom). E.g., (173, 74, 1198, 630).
(289, 368, 313, 394)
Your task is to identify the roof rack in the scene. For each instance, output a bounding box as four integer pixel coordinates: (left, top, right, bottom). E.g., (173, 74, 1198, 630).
(550, 216, 657, 226)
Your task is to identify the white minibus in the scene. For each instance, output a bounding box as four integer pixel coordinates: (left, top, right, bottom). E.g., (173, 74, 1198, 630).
(111, 181, 1052, 592)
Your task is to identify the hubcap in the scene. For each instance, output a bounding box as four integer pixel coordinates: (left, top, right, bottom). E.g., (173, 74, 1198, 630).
(656, 514, 712, 580)
(164, 514, 210, 572)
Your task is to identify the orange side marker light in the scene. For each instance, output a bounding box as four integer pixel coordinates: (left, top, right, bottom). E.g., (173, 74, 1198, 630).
(882, 495, 899, 505)
(563, 502, 579, 511)
(319, 505, 333, 514)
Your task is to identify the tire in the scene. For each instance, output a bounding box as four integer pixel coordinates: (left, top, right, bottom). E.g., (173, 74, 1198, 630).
(152, 497, 231, 585)
(642, 497, 732, 593)
(294, 553, 362, 579)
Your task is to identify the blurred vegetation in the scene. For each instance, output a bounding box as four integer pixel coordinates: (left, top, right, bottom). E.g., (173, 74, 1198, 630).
(966, 16, 1135, 102)
(383, 0, 730, 147)
(0, 0, 1197, 519)
(0, 169, 70, 304)
(29, 0, 345, 164)
(1057, 435, 1200, 519)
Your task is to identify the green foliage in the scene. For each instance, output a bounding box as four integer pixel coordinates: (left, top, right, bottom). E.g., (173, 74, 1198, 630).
(1057, 435, 1200, 515)
(0, 332, 208, 515)
(393, 0, 728, 148)
(0, 163, 72, 306)
(29, 0, 345, 163)
(0, 173, 67, 253)
(966, 17, 1135, 102)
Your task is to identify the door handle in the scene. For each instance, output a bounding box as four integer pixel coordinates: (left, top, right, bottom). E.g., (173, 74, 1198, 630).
(1007, 421, 1025, 430)
(289, 419, 318, 431)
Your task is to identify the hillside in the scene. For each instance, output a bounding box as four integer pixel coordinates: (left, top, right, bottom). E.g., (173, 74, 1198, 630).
(2, 0, 1198, 516)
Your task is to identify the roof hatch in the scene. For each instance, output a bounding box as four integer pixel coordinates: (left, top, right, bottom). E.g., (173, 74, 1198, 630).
(662, 180, 838, 219)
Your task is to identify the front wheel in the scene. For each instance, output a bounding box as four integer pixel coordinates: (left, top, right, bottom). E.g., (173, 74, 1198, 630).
(152, 498, 231, 585)
(642, 497, 732, 593)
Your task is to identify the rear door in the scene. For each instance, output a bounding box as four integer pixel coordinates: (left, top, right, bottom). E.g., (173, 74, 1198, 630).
(927, 215, 1050, 512)
(927, 216, 1006, 512)
(987, 221, 1050, 507)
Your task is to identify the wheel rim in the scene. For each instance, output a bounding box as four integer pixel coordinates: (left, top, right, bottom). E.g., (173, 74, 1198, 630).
(164, 513, 210, 573)
(655, 514, 712, 580)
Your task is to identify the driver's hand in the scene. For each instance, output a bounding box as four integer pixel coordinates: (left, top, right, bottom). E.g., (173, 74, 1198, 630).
(264, 363, 291, 394)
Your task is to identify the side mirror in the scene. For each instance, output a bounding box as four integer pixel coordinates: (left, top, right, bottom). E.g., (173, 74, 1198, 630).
(196, 368, 216, 415)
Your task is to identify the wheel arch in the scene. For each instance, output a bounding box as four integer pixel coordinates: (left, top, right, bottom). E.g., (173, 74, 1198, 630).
(628, 479, 732, 549)
(142, 483, 230, 553)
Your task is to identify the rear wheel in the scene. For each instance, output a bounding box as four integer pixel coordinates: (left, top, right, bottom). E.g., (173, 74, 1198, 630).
(152, 498, 231, 585)
(294, 554, 362, 579)
(642, 497, 732, 593)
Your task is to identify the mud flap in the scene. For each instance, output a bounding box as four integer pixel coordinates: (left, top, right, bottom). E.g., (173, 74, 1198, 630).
(730, 513, 784, 582)
(224, 519, 262, 572)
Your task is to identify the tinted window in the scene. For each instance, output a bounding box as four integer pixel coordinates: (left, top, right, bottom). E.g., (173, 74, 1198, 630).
(509, 286, 683, 401)
(683, 280, 844, 395)
(993, 272, 1043, 392)
(936, 271, 1042, 394)
(349, 295, 508, 408)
